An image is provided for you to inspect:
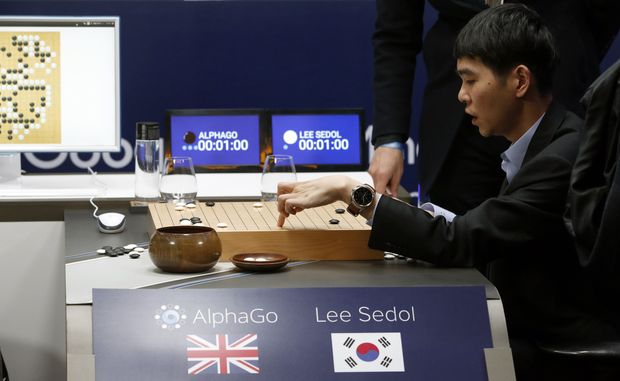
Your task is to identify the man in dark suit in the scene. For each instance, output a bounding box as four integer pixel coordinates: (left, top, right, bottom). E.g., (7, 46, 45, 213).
(276, 5, 619, 379)
(369, 0, 620, 215)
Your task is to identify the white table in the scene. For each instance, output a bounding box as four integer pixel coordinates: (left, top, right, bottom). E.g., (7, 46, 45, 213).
(0, 171, 373, 201)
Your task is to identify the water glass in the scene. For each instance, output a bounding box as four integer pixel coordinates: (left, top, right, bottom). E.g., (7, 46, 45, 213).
(261, 154, 297, 201)
(159, 156, 198, 203)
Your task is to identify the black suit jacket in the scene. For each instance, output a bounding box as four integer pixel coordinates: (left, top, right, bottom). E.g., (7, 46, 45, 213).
(372, 0, 620, 197)
(369, 102, 619, 343)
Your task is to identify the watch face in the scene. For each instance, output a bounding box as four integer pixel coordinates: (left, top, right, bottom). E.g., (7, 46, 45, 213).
(353, 186, 374, 207)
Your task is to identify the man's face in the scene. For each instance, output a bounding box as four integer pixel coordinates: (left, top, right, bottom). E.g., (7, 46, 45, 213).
(457, 57, 518, 138)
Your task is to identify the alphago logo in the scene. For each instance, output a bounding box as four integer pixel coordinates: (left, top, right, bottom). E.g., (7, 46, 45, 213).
(23, 137, 134, 170)
(154, 304, 187, 330)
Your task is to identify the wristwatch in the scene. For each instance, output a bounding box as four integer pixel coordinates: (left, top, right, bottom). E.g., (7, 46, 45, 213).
(347, 184, 376, 217)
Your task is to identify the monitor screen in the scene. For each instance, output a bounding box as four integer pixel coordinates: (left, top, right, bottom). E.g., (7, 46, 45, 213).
(270, 110, 365, 169)
(0, 16, 120, 152)
(166, 109, 263, 171)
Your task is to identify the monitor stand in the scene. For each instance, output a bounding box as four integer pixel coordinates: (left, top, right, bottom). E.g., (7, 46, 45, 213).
(0, 153, 22, 183)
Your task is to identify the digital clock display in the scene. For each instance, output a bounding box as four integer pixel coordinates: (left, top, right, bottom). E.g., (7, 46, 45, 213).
(169, 114, 260, 166)
(271, 114, 362, 165)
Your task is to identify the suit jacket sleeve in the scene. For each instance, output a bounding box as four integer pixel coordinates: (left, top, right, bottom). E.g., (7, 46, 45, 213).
(371, 0, 425, 145)
(368, 117, 582, 267)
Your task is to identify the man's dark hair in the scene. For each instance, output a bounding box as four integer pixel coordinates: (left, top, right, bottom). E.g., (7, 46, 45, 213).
(454, 3, 559, 94)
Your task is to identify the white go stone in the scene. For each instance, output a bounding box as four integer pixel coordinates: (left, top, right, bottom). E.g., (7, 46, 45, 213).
(96, 249, 106, 254)
(253, 202, 264, 208)
(383, 253, 396, 260)
(174, 206, 185, 211)
(134, 247, 145, 253)
(124, 244, 137, 250)
(179, 219, 192, 225)
(255, 257, 268, 262)
(244, 257, 256, 262)
(216, 222, 228, 228)
(185, 203, 196, 209)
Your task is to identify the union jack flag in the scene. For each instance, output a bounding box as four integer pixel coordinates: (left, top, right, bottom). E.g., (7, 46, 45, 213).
(186, 334, 260, 375)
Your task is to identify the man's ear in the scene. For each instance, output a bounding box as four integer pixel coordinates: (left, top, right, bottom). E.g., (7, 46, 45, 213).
(513, 64, 531, 98)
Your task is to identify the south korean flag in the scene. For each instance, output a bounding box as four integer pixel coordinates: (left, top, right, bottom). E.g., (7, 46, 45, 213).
(331, 332, 405, 373)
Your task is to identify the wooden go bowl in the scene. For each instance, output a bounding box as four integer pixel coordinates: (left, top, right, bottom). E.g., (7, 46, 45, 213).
(149, 226, 222, 273)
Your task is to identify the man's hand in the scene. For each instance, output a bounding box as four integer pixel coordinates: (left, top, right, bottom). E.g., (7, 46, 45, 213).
(368, 146, 404, 196)
(276, 175, 358, 227)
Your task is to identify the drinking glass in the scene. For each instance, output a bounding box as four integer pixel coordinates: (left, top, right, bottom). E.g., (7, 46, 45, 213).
(159, 156, 198, 203)
(261, 154, 297, 201)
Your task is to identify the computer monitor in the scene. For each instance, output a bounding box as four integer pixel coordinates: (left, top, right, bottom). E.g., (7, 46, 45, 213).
(269, 109, 366, 171)
(166, 109, 264, 172)
(0, 16, 120, 180)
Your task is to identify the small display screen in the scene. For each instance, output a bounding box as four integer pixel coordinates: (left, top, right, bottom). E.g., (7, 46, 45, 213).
(271, 114, 363, 165)
(169, 114, 260, 166)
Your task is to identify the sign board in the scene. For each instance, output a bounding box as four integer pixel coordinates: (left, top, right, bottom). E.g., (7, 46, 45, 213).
(93, 286, 492, 380)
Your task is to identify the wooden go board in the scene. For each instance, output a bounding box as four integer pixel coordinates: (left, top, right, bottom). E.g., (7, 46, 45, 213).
(148, 201, 384, 260)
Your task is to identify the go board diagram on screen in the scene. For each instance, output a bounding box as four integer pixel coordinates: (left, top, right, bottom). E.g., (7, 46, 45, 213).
(0, 31, 61, 144)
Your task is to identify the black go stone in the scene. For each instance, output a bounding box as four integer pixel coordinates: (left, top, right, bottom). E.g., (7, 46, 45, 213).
(329, 218, 340, 225)
(129, 253, 140, 259)
(205, 201, 215, 207)
(335, 208, 345, 214)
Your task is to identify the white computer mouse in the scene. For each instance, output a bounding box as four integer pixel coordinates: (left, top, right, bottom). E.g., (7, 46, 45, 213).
(97, 212, 126, 234)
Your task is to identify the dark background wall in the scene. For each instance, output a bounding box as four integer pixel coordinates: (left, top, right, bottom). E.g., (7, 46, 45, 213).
(3, 0, 620, 194)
